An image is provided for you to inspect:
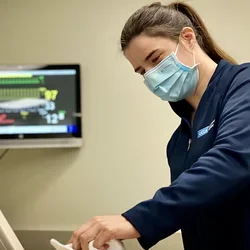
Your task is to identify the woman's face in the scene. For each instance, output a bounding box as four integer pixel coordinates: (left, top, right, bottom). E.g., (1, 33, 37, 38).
(124, 29, 196, 76)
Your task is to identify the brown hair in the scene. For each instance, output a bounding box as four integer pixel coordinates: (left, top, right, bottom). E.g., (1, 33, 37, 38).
(120, 2, 236, 64)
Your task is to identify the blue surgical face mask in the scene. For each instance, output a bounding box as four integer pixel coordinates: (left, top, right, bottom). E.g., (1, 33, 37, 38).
(143, 44, 199, 102)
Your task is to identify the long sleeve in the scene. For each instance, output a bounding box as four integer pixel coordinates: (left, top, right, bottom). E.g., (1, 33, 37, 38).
(122, 78, 250, 249)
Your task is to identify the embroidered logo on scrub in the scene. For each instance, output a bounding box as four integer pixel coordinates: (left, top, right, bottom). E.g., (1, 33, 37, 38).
(197, 120, 215, 139)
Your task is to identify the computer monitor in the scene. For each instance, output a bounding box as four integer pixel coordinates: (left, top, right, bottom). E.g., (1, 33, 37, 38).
(0, 64, 82, 149)
(0, 210, 25, 250)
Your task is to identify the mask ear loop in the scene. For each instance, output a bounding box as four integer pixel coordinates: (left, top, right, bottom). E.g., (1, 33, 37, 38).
(192, 46, 196, 66)
(175, 42, 198, 67)
(174, 43, 179, 55)
(191, 42, 199, 66)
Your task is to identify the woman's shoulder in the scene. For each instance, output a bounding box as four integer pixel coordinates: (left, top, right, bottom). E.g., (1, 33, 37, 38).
(227, 60, 250, 80)
(210, 60, 250, 97)
(226, 61, 250, 93)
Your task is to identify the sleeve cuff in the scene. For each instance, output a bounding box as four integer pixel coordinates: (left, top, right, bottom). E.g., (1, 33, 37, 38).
(122, 208, 158, 250)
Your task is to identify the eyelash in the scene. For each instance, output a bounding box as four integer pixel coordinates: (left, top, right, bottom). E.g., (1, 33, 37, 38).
(140, 54, 162, 75)
(152, 55, 161, 63)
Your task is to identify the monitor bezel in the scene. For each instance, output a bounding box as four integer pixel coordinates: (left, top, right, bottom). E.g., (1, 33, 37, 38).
(0, 64, 82, 142)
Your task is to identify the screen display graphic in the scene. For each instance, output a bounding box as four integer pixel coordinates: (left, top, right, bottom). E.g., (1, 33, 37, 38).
(0, 66, 81, 138)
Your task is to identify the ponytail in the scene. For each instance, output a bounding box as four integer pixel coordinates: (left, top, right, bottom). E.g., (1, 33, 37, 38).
(167, 2, 237, 64)
(121, 1, 237, 64)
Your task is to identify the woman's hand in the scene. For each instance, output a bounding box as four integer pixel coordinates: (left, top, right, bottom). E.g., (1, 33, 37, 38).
(68, 215, 140, 250)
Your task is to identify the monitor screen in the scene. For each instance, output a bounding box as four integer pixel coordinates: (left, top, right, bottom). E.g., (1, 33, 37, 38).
(0, 65, 82, 148)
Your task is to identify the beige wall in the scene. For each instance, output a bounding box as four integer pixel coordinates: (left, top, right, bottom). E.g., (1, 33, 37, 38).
(0, 0, 249, 249)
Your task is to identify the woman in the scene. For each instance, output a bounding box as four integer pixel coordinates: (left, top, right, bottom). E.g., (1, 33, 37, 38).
(69, 2, 250, 250)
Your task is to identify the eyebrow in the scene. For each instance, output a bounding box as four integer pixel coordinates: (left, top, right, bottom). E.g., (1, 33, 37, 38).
(134, 49, 159, 73)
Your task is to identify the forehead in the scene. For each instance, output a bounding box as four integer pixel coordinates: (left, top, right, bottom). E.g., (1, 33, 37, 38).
(124, 35, 175, 68)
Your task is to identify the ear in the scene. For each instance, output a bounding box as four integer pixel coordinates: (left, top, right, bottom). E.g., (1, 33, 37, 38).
(179, 27, 196, 49)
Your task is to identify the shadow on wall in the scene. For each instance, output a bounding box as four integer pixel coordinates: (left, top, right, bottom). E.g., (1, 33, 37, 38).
(0, 148, 81, 221)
